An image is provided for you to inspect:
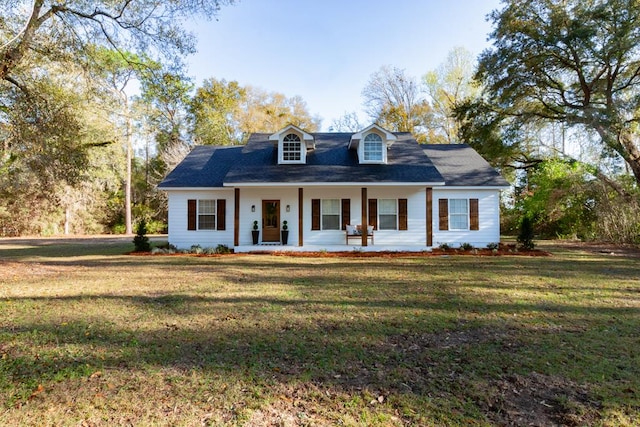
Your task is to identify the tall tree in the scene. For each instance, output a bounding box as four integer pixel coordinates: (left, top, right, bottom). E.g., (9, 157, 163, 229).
(237, 86, 321, 138)
(423, 47, 479, 144)
(1, 0, 231, 84)
(362, 66, 432, 142)
(329, 111, 364, 132)
(87, 47, 150, 234)
(189, 78, 245, 145)
(139, 66, 194, 154)
(471, 0, 640, 186)
(189, 81, 321, 145)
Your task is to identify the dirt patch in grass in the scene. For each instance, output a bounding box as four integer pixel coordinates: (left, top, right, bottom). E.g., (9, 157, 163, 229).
(484, 372, 601, 427)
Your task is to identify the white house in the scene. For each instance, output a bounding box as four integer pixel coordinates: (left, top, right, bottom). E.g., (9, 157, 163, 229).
(158, 124, 509, 252)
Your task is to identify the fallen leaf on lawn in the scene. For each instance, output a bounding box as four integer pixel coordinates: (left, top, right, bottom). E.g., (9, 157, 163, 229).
(29, 384, 45, 399)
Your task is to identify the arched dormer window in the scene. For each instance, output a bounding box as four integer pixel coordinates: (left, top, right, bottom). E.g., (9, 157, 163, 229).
(282, 133, 302, 161)
(363, 133, 383, 162)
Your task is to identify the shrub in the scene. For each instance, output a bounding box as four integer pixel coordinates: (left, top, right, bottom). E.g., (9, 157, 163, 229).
(460, 242, 473, 251)
(190, 244, 203, 254)
(132, 220, 151, 252)
(486, 242, 499, 250)
(215, 244, 231, 254)
(438, 243, 451, 250)
(517, 215, 535, 250)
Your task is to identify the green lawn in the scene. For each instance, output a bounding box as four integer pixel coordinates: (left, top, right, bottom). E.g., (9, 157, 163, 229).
(0, 240, 638, 426)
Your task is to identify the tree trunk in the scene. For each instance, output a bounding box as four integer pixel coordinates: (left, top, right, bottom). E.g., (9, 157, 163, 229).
(125, 107, 133, 235)
(1, 0, 46, 81)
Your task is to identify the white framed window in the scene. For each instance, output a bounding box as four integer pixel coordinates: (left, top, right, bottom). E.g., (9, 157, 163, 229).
(282, 133, 302, 161)
(321, 199, 340, 230)
(449, 199, 469, 230)
(363, 133, 383, 161)
(198, 199, 216, 230)
(378, 199, 397, 230)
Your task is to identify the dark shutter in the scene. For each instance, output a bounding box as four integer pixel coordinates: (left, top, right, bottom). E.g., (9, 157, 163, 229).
(187, 199, 197, 230)
(341, 199, 351, 230)
(311, 199, 320, 230)
(217, 199, 226, 230)
(399, 198, 408, 230)
(438, 199, 448, 231)
(368, 199, 378, 230)
(469, 198, 479, 231)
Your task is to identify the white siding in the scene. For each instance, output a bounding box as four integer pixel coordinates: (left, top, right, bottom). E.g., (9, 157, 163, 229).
(300, 186, 429, 247)
(237, 188, 299, 245)
(166, 189, 234, 249)
(431, 188, 501, 248)
(165, 186, 502, 250)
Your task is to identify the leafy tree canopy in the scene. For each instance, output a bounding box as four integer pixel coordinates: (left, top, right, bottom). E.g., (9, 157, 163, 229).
(467, 0, 640, 186)
(1, 0, 232, 84)
(189, 79, 321, 145)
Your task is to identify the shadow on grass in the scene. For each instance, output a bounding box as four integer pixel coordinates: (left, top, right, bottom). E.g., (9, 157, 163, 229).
(1, 240, 639, 424)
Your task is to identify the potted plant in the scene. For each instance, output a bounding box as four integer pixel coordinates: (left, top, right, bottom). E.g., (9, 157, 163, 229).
(251, 220, 259, 245)
(281, 220, 289, 245)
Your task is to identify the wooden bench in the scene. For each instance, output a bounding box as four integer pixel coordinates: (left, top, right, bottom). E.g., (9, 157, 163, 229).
(345, 225, 374, 245)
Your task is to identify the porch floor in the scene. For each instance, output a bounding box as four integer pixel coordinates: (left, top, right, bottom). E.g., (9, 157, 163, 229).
(234, 244, 433, 253)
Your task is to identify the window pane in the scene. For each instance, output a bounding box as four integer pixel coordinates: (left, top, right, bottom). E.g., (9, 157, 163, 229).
(198, 199, 215, 214)
(450, 199, 467, 214)
(322, 199, 339, 214)
(363, 133, 383, 161)
(283, 133, 302, 161)
(364, 141, 382, 161)
(321, 199, 340, 230)
(378, 199, 397, 214)
(322, 214, 340, 230)
(379, 214, 397, 230)
(449, 199, 468, 230)
(198, 215, 216, 230)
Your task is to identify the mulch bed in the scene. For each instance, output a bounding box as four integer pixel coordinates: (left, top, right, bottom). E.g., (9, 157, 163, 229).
(131, 244, 551, 258)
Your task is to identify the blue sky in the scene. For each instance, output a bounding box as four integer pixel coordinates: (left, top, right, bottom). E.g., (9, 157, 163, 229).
(186, 0, 502, 130)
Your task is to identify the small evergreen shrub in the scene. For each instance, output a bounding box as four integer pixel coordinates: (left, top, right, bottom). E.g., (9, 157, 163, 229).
(215, 244, 231, 254)
(460, 242, 474, 251)
(438, 243, 451, 250)
(518, 215, 536, 250)
(486, 242, 499, 250)
(132, 220, 151, 252)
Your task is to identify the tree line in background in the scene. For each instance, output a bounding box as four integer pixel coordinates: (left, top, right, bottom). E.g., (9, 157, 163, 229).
(1, 0, 638, 243)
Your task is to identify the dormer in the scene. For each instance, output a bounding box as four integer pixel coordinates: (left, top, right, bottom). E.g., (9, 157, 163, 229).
(269, 124, 315, 164)
(348, 124, 397, 164)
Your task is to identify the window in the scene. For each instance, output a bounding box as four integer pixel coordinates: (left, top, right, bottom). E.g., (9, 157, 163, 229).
(188, 199, 226, 231)
(321, 199, 340, 230)
(378, 199, 397, 230)
(449, 199, 468, 230)
(363, 133, 383, 161)
(198, 199, 216, 230)
(282, 133, 301, 161)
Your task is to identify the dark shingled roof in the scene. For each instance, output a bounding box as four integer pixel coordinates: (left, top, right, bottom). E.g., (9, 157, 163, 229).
(158, 145, 244, 188)
(158, 133, 508, 189)
(224, 132, 444, 184)
(423, 144, 509, 187)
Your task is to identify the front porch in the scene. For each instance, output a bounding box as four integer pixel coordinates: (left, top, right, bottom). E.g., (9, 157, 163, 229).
(234, 243, 432, 253)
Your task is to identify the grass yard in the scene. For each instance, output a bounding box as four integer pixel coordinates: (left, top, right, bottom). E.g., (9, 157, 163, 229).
(0, 239, 638, 426)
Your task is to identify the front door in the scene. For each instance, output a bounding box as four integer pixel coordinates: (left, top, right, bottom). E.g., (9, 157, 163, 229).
(262, 200, 280, 242)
